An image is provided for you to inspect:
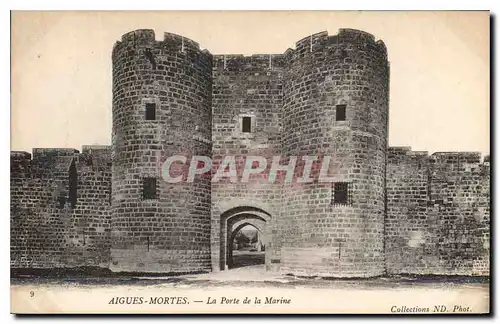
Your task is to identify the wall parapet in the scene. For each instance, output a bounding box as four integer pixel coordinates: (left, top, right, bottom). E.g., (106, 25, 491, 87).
(113, 29, 212, 63)
(11, 151, 31, 159)
(290, 28, 388, 61)
(388, 147, 488, 165)
(213, 54, 286, 71)
(10, 145, 113, 175)
(430, 151, 482, 164)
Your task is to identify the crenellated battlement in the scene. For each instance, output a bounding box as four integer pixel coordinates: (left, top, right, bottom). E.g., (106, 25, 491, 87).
(290, 29, 388, 61)
(32, 148, 79, 156)
(212, 53, 286, 72)
(387, 147, 429, 167)
(11, 151, 32, 160)
(31, 148, 79, 166)
(388, 146, 413, 154)
(430, 151, 483, 164)
(10, 146, 112, 169)
(120, 29, 155, 43)
(388, 147, 488, 166)
(388, 147, 428, 155)
(113, 28, 388, 75)
(119, 29, 203, 51)
(163, 31, 201, 51)
(82, 145, 111, 153)
(113, 29, 212, 62)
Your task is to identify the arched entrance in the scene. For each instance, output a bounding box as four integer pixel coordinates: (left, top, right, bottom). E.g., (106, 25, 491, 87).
(228, 219, 267, 269)
(218, 206, 271, 271)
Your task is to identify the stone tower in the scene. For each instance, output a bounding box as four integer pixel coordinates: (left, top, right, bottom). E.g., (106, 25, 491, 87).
(9, 28, 490, 279)
(111, 30, 213, 272)
(278, 29, 390, 277)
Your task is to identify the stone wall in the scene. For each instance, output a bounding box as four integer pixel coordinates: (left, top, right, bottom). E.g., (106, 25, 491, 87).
(10, 147, 112, 269)
(386, 147, 490, 276)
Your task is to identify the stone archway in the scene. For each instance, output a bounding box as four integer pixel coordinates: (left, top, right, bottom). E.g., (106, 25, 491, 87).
(227, 217, 267, 269)
(218, 206, 272, 271)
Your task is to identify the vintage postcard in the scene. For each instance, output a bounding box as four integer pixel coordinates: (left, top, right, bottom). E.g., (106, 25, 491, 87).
(10, 11, 490, 314)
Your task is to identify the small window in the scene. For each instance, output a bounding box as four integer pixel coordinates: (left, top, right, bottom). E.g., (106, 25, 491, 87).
(86, 155, 93, 166)
(331, 182, 351, 206)
(242, 116, 252, 133)
(144, 48, 156, 69)
(142, 178, 157, 200)
(58, 193, 66, 209)
(336, 104, 346, 121)
(146, 103, 156, 120)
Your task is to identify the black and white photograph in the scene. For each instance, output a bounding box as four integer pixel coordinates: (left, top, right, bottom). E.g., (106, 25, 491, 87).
(9, 10, 490, 314)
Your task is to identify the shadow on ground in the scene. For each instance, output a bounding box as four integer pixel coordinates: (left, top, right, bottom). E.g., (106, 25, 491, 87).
(230, 251, 265, 269)
(11, 263, 489, 290)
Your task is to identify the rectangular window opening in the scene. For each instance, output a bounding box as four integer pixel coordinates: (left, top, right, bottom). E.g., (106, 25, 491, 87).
(331, 182, 351, 206)
(142, 177, 157, 200)
(58, 193, 66, 209)
(242, 116, 252, 133)
(146, 103, 156, 120)
(336, 104, 346, 121)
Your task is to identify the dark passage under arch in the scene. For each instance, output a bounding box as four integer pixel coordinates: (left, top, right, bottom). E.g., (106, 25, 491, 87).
(218, 206, 272, 271)
(229, 223, 266, 269)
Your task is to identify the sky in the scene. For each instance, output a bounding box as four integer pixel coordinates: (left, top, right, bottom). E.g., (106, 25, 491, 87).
(11, 11, 490, 155)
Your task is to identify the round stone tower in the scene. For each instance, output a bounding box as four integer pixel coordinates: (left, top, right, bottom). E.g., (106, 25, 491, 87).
(111, 29, 212, 273)
(279, 29, 389, 277)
